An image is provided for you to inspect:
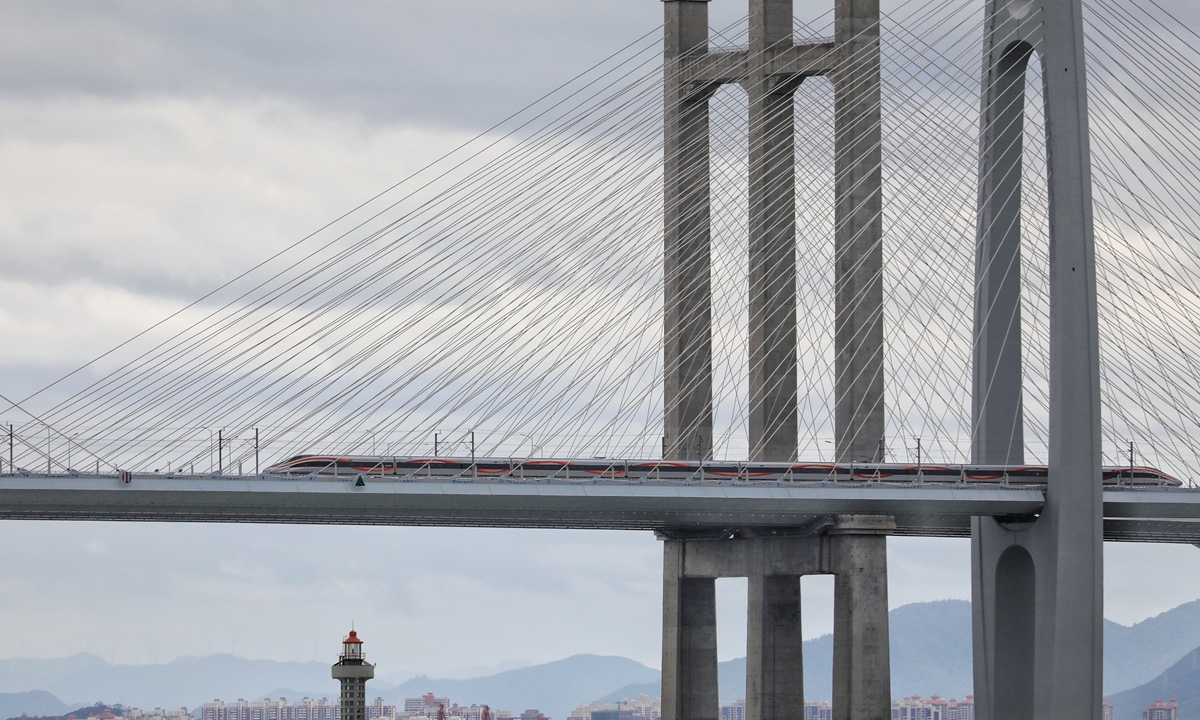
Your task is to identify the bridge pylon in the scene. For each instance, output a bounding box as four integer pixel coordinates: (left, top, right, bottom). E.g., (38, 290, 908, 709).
(970, 0, 1102, 718)
(661, 0, 885, 464)
(661, 2, 891, 720)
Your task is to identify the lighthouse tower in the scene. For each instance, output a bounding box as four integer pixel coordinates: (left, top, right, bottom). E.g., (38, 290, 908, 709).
(331, 631, 374, 720)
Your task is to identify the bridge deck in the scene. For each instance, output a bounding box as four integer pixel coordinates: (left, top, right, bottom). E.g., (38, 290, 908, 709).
(2, 473, 1199, 541)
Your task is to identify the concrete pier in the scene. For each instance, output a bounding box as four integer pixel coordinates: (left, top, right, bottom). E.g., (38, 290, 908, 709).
(663, 542, 721, 720)
(660, 521, 892, 720)
(746, 564, 803, 720)
(830, 519, 892, 720)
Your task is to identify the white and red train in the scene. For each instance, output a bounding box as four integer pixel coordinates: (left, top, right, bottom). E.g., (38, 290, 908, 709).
(265, 455, 1182, 487)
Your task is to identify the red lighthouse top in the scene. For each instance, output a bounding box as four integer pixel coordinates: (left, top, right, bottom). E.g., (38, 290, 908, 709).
(341, 630, 364, 661)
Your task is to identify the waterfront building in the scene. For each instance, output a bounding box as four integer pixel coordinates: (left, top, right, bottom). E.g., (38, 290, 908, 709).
(892, 695, 973, 720)
(1144, 699, 1178, 720)
(126, 708, 191, 720)
(567, 703, 604, 720)
(718, 699, 829, 720)
(943, 696, 973, 720)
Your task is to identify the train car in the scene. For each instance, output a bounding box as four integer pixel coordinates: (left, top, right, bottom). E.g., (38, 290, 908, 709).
(264, 455, 1183, 487)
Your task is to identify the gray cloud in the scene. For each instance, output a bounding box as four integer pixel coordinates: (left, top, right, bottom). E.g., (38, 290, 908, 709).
(0, 1, 665, 129)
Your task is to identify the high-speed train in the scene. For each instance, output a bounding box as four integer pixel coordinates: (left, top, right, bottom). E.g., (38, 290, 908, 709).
(265, 455, 1183, 487)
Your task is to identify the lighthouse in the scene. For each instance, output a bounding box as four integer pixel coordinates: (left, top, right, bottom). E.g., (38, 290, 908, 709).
(331, 630, 374, 720)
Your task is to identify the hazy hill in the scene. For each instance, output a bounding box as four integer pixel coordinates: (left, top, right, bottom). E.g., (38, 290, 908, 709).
(596, 601, 973, 705)
(0, 692, 70, 720)
(1108, 647, 1200, 720)
(706, 600, 973, 704)
(595, 684, 659, 706)
(1108, 600, 1200, 693)
(711, 599, 1200, 702)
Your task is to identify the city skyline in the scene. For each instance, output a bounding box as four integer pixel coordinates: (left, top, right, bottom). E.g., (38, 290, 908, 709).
(1, 664, 1184, 720)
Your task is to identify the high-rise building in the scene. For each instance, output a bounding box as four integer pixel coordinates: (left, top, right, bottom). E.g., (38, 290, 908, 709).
(719, 701, 745, 720)
(718, 699, 830, 720)
(891, 695, 973, 720)
(407, 695, 452, 714)
(1102, 701, 1115, 720)
(227, 700, 250, 720)
(944, 696, 973, 720)
(803, 702, 832, 720)
(1144, 699, 1178, 720)
(332, 631, 375, 720)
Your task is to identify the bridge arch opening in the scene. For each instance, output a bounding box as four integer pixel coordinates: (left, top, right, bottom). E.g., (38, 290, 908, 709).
(994, 543, 1036, 720)
(793, 76, 837, 461)
(800, 574, 835, 703)
(710, 83, 752, 460)
(975, 38, 1049, 466)
(1016, 44, 1052, 465)
(716, 575, 750, 699)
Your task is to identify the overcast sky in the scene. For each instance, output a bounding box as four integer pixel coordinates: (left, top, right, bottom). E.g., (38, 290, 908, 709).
(2, 0, 1200, 683)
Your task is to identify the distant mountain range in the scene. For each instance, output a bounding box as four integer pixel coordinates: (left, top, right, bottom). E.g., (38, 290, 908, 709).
(7, 599, 1200, 720)
(705, 599, 1200, 703)
(376, 656, 659, 720)
(0, 654, 334, 712)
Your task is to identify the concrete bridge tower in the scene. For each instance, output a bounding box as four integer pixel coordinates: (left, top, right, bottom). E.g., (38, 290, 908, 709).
(662, 0, 885, 465)
(970, 0, 1102, 718)
(660, 2, 891, 720)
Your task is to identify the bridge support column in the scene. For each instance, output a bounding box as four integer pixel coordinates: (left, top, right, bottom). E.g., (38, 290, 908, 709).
(970, 0, 1102, 718)
(663, 0, 714, 462)
(747, 559, 803, 720)
(746, 0, 799, 463)
(830, 518, 893, 720)
(833, 0, 886, 463)
(663, 541, 720, 720)
(972, 520, 1037, 720)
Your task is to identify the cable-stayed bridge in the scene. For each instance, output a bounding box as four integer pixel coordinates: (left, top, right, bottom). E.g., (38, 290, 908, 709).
(4, 0, 1200, 718)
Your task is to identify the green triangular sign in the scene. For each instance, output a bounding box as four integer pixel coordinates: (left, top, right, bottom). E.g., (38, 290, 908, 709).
(354, 474, 366, 487)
